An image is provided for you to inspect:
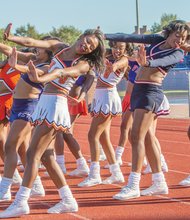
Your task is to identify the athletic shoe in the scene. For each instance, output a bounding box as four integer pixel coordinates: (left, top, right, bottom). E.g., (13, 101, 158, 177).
(78, 176, 102, 187)
(113, 186, 140, 200)
(0, 188, 11, 202)
(30, 178, 45, 198)
(102, 173, 125, 184)
(0, 201, 29, 218)
(179, 175, 190, 186)
(140, 181, 168, 196)
(47, 198, 78, 213)
(12, 169, 22, 185)
(69, 165, 89, 177)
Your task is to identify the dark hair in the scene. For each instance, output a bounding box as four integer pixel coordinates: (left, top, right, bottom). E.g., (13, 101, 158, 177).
(108, 41, 135, 57)
(20, 47, 36, 53)
(39, 35, 63, 63)
(79, 29, 105, 72)
(162, 20, 190, 38)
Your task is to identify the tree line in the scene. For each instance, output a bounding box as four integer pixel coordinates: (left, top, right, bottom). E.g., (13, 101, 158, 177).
(0, 13, 180, 60)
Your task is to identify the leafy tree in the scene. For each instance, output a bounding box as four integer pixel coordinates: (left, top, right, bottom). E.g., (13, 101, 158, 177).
(15, 23, 43, 39)
(49, 25, 82, 45)
(150, 13, 178, 33)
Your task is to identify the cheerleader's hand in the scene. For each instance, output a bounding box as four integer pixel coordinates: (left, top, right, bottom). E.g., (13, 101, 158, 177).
(3, 23, 12, 41)
(136, 44, 147, 66)
(8, 47, 17, 68)
(27, 61, 40, 82)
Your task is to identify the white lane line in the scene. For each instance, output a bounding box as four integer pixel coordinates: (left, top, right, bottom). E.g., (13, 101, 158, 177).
(156, 195, 190, 206)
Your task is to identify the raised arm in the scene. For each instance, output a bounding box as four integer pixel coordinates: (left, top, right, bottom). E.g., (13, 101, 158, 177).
(0, 43, 12, 56)
(4, 23, 65, 54)
(137, 45, 184, 67)
(105, 33, 165, 45)
(0, 42, 35, 63)
(27, 60, 90, 84)
(8, 47, 46, 74)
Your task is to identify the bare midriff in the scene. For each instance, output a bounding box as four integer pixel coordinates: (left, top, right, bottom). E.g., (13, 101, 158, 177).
(13, 78, 41, 99)
(135, 66, 165, 84)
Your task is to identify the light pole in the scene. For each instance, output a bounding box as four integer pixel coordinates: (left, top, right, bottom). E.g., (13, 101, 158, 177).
(136, 0, 140, 34)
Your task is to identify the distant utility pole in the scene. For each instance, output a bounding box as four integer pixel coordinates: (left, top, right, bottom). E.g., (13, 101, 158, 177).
(136, 0, 140, 34)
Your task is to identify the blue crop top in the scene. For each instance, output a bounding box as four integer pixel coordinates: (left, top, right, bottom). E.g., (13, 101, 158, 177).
(105, 33, 184, 74)
(21, 63, 49, 91)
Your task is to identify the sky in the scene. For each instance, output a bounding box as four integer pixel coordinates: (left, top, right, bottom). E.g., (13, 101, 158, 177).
(0, 0, 189, 34)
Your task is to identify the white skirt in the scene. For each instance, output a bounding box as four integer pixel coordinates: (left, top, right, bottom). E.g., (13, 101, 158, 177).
(156, 94, 170, 116)
(31, 93, 71, 131)
(91, 88, 122, 117)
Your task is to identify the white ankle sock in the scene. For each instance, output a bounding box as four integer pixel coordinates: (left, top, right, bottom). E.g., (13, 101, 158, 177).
(33, 175, 42, 185)
(89, 162, 100, 177)
(115, 146, 124, 158)
(77, 157, 86, 166)
(15, 186, 31, 203)
(109, 163, 121, 174)
(56, 155, 65, 164)
(128, 172, 141, 189)
(58, 185, 73, 200)
(1, 177, 13, 192)
(152, 172, 165, 182)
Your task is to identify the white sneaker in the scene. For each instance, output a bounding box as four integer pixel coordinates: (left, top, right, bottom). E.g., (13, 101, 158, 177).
(102, 173, 125, 184)
(0, 201, 29, 218)
(30, 179, 45, 198)
(78, 176, 102, 187)
(69, 166, 89, 177)
(12, 169, 22, 185)
(113, 186, 140, 200)
(140, 181, 168, 196)
(0, 188, 11, 202)
(179, 175, 190, 186)
(47, 198, 78, 213)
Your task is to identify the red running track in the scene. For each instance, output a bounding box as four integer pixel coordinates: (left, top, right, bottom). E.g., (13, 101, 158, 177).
(0, 116, 190, 220)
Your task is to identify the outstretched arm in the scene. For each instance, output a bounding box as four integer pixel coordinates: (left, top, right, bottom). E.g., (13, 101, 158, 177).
(27, 61, 60, 83)
(27, 60, 90, 83)
(4, 23, 65, 54)
(8, 47, 45, 74)
(0, 42, 35, 63)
